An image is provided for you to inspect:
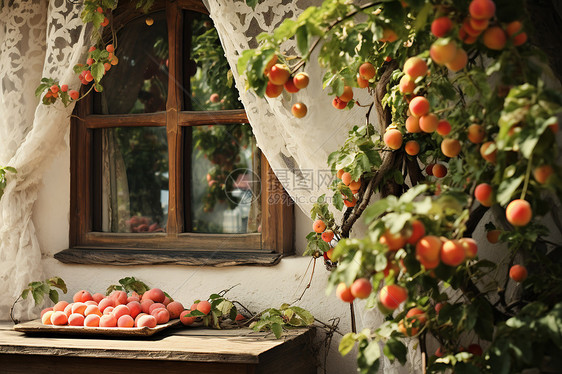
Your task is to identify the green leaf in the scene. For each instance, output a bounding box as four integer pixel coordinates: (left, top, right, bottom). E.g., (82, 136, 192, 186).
(3, 166, 16, 173)
(49, 289, 59, 303)
(245, 0, 259, 10)
(296, 25, 309, 56)
(358, 339, 381, 372)
(91, 63, 105, 83)
(271, 322, 283, 339)
(291, 306, 314, 325)
(496, 175, 524, 206)
(31, 289, 44, 306)
(383, 338, 407, 364)
(339, 333, 356, 356)
(21, 289, 30, 299)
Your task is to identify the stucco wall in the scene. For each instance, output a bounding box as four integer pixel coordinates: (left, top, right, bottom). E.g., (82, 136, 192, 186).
(33, 145, 359, 374)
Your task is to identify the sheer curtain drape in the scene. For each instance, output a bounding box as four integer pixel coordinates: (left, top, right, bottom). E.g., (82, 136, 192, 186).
(0, 0, 87, 321)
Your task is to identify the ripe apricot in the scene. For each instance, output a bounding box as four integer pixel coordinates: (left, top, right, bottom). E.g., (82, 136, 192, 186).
(459, 27, 478, 44)
(110, 290, 127, 305)
(359, 62, 376, 80)
(136, 314, 157, 328)
(53, 300, 69, 312)
(380, 229, 407, 251)
(419, 113, 438, 133)
(403, 57, 428, 79)
(263, 55, 278, 75)
(341, 172, 352, 186)
(344, 196, 357, 207)
(103, 306, 114, 315)
(399, 307, 426, 336)
(180, 310, 196, 325)
(399, 75, 416, 94)
(84, 305, 102, 317)
(336, 169, 345, 179)
(41, 307, 54, 318)
(474, 183, 493, 207)
(100, 314, 117, 327)
(68, 313, 85, 326)
(469, 0, 496, 20)
(487, 229, 501, 243)
(480, 141, 497, 163)
(416, 236, 442, 267)
(467, 124, 485, 144)
(349, 179, 361, 191)
(284, 78, 299, 93)
(332, 97, 347, 109)
(436, 120, 452, 136)
(84, 314, 100, 327)
(432, 164, 447, 178)
(409, 97, 430, 117)
(151, 308, 170, 324)
(313, 219, 327, 233)
(92, 292, 104, 303)
(506, 199, 532, 226)
(326, 248, 335, 260)
(509, 264, 528, 282)
(483, 27, 507, 50)
(50, 311, 68, 325)
(166, 301, 184, 319)
(265, 82, 283, 98)
(71, 302, 87, 315)
(380, 28, 398, 43)
(405, 116, 421, 133)
(357, 74, 369, 88)
(127, 301, 142, 318)
(291, 103, 307, 118)
(431, 17, 453, 37)
(440, 240, 466, 266)
(405, 140, 420, 156)
(533, 165, 553, 184)
(406, 220, 426, 245)
(336, 283, 355, 303)
(98, 297, 114, 312)
(446, 48, 468, 72)
(513, 32, 527, 46)
(468, 344, 483, 356)
(42, 310, 55, 325)
(322, 230, 335, 243)
(350, 278, 372, 299)
(117, 315, 135, 328)
(460, 238, 478, 258)
(113, 305, 131, 320)
(69, 90, 79, 100)
(384, 129, 403, 150)
(197, 300, 212, 315)
(268, 64, 290, 85)
(142, 288, 166, 303)
(441, 138, 461, 158)
(73, 290, 93, 303)
(106, 44, 114, 53)
(148, 303, 166, 314)
(469, 17, 489, 31)
(379, 284, 407, 310)
(293, 72, 309, 89)
(339, 86, 353, 102)
(430, 40, 457, 65)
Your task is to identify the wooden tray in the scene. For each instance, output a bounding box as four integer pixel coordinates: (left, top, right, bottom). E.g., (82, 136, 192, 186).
(13, 318, 181, 337)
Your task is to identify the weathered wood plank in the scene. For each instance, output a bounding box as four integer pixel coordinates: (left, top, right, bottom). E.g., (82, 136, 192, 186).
(178, 109, 248, 126)
(54, 248, 282, 267)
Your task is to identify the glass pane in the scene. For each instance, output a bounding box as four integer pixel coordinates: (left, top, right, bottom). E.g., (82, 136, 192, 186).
(93, 11, 168, 114)
(100, 127, 169, 233)
(189, 124, 260, 234)
(183, 11, 243, 111)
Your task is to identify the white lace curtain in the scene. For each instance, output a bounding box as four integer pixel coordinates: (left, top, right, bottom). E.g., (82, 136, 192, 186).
(0, 0, 87, 320)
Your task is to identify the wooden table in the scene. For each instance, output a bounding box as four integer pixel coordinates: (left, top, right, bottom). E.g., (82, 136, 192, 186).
(0, 322, 316, 374)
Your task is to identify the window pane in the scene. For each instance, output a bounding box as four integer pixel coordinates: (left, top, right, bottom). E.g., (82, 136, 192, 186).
(100, 127, 169, 233)
(93, 11, 168, 114)
(183, 11, 243, 111)
(189, 124, 260, 234)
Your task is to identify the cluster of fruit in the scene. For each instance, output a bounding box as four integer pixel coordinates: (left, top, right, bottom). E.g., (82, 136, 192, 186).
(77, 44, 118, 89)
(263, 55, 310, 118)
(335, 169, 361, 207)
(40, 288, 194, 329)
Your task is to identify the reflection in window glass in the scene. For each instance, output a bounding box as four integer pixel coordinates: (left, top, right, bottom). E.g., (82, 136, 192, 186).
(101, 127, 169, 233)
(183, 11, 243, 111)
(189, 124, 260, 234)
(93, 11, 168, 114)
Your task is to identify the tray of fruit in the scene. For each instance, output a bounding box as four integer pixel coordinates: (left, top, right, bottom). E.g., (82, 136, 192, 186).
(14, 287, 186, 337)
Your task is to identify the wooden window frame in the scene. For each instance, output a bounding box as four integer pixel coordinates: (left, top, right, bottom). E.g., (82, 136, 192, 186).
(56, 0, 293, 266)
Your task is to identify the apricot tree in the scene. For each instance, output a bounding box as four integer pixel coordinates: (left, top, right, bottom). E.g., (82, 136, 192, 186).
(239, 0, 562, 372)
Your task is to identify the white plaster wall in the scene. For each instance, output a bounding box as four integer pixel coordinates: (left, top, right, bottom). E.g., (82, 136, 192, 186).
(33, 145, 359, 374)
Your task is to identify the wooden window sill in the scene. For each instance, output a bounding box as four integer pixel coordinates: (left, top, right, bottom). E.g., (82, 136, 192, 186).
(54, 248, 282, 267)
(0, 322, 316, 373)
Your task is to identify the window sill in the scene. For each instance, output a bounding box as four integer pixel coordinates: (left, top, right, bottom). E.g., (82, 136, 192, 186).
(54, 248, 282, 267)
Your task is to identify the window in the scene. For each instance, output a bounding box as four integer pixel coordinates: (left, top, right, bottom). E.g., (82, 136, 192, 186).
(58, 0, 293, 265)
